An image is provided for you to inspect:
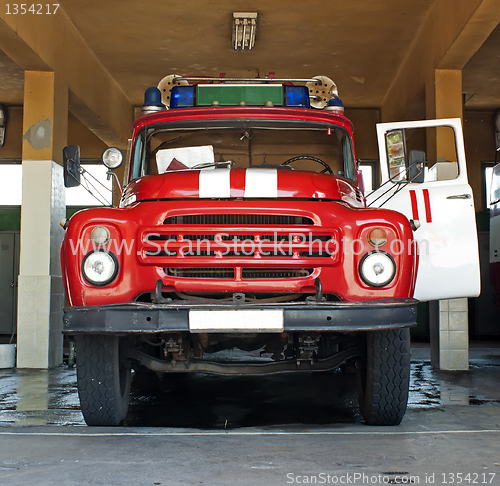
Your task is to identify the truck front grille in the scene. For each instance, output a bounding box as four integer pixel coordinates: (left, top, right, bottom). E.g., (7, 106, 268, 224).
(165, 268, 313, 279)
(140, 212, 339, 284)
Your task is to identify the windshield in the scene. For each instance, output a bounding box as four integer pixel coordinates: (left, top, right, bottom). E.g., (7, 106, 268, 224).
(129, 120, 356, 182)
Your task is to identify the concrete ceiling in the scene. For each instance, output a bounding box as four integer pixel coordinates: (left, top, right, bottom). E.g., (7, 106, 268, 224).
(463, 22, 500, 109)
(60, 0, 437, 108)
(0, 0, 498, 115)
(0, 49, 24, 104)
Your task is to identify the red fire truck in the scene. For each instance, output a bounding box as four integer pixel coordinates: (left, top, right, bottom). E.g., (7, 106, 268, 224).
(61, 75, 480, 426)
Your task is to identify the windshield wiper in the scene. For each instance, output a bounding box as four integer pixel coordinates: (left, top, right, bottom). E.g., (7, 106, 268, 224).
(191, 161, 234, 169)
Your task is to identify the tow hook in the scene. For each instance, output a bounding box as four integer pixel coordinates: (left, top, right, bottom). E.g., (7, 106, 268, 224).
(153, 279, 172, 304)
(306, 278, 325, 302)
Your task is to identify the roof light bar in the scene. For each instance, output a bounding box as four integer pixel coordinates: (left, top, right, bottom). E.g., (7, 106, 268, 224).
(154, 74, 342, 112)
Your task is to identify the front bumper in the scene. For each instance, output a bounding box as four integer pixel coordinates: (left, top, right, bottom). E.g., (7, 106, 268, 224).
(63, 298, 418, 334)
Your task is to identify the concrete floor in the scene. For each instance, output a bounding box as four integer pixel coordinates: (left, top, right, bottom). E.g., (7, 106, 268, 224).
(0, 344, 499, 486)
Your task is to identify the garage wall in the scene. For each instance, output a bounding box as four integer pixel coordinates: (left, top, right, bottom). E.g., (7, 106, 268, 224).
(344, 109, 380, 160)
(463, 110, 497, 213)
(0, 110, 107, 161)
(0, 110, 109, 231)
(67, 114, 107, 158)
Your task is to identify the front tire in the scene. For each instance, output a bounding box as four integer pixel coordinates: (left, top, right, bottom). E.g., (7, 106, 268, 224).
(76, 334, 131, 426)
(357, 328, 410, 426)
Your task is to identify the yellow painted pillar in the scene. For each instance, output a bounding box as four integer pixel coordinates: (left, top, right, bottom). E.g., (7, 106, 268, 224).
(427, 69, 469, 371)
(435, 69, 463, 162)
(17, 71, 67, 368)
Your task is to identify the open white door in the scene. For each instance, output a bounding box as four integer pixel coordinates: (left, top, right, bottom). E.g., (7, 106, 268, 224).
(366, 118, 480, 301)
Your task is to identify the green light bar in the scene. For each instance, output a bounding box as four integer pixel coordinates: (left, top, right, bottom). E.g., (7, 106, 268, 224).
(197, 84, 283, 106)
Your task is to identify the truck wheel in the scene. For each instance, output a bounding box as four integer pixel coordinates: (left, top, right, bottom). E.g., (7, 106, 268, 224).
(357, 328, 410, 426)
(76, 334, 131, 426)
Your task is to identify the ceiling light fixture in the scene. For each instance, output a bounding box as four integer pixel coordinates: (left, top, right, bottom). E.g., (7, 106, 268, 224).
(232, 12, 257, 51)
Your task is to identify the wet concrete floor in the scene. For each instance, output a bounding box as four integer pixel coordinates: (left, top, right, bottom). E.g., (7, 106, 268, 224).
(0, 345, 499, 485)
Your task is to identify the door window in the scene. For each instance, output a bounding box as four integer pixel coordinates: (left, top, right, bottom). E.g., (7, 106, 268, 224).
(385, 126, 459, 184)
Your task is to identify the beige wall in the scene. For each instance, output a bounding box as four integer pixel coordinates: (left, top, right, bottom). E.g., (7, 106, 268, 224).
(344, 109, 380, 160)
(67, 113, 107, 159)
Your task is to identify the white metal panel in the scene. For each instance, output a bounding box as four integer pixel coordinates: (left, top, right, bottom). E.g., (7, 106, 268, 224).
(244, 168, 278, 198)
(367, 118, 480, 301)
(199, 168, 231, 198)
(490, 206, 500, 265)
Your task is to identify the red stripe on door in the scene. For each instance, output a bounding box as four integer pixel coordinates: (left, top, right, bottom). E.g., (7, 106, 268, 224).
(423, 189, 432, 223)
(409, 190, 419, 221)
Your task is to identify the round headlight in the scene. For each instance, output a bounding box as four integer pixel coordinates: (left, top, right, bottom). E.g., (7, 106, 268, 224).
(102, 147, 124, 169)
(359, 251, 396, 287)
(90, 226, 110, 246)
(82, 250, 118, 286)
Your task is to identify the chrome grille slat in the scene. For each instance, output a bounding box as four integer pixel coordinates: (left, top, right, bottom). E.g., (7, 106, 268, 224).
(164, 214, 315, 225)
(241, 269, 312, 279)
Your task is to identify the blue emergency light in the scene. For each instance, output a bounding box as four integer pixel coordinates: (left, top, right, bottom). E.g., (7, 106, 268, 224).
(170, 85, 196, 108)
(284, 85, 310, 108)
(142, 87, 165, 115)
(325, 95, 344, 114)
(144, 87, 163, 107)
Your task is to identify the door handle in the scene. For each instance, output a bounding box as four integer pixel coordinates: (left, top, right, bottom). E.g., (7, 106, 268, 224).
(446, 194, 471, 200)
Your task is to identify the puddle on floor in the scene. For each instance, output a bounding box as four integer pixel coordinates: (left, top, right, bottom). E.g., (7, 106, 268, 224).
(0, 358, 498, 427)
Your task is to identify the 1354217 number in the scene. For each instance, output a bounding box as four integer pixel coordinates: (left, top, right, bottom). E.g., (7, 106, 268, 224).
(6, 4, 59, 14)
(441, 472, 496, 484)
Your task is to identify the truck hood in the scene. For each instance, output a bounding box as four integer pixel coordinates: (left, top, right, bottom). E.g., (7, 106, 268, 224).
(120, 168, 363, 206)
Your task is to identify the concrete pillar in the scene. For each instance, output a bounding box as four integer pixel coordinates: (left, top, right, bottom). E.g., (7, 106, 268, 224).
(427, 69, 469, 371)
(430, 299, 469, 370)
(16, 71, 67, 369)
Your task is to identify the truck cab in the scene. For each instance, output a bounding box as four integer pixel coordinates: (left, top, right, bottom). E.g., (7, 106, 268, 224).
(61, 75, 480, 426)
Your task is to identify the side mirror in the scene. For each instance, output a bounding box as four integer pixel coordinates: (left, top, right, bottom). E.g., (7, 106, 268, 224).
(63, 145, 81, 187)
(408, 150, 426, 183)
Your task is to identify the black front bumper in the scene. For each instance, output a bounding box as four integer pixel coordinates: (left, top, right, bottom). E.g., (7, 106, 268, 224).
(63, 298, 418, 334)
